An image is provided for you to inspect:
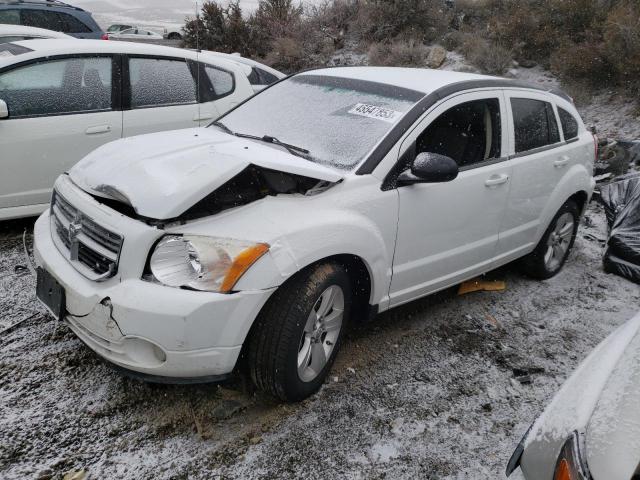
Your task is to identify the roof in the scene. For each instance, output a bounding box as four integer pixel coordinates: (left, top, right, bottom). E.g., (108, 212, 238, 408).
(304, 66, 498, 95)
(302, 66, 572, 103)
(0, 0, 85, 12)
(0, 39, 242, 69)
(0, 0, 85, 11)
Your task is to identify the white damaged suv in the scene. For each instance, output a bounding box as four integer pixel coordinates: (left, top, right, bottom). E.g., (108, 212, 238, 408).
(33, 67, 596, 401)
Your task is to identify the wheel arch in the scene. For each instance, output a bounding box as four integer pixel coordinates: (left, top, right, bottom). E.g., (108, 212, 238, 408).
(535, 165, 593, 242)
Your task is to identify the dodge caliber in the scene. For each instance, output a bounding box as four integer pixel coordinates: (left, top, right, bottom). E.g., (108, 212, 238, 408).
(33, 67, 596, 401)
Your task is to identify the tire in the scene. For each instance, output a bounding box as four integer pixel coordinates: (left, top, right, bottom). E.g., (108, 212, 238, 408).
(520, 200, 580, 279)
(247, 262, 351, 402)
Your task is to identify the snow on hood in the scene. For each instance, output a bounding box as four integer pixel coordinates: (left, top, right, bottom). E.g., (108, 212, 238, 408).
(69, 128, 342, 220)
(586, 316, 640, 480)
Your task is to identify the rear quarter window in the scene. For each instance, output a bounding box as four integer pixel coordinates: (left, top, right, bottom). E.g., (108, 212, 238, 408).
(511, 97, 561, 153)
(558, 107, 579, 140)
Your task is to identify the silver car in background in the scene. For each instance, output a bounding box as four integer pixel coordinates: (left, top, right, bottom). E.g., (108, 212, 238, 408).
(507, 311, 640, 480)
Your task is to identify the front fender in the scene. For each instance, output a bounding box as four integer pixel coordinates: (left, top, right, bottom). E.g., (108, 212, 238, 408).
(235, 209, 392, 306)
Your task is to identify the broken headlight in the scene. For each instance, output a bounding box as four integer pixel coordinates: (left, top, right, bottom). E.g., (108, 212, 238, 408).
(553, 432, 591, 480)
(148, 235, 269, 293)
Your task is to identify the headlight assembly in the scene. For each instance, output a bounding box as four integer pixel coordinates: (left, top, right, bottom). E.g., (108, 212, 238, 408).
(148, 235, 269, 293)
(553, 432, 591, 480)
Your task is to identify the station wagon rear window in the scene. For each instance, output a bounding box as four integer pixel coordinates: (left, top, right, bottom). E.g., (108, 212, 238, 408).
(0, 43, 33, 57)
(215, 74, 424, 170)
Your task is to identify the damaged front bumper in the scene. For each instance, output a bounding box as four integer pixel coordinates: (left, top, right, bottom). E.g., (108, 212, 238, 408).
(33, 210, 275, 381)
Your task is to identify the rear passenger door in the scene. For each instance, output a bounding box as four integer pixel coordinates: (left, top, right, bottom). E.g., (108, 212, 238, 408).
(495, 92, 565, 261)
(122, 56, 200, 137)
(0, 55, 121, 210)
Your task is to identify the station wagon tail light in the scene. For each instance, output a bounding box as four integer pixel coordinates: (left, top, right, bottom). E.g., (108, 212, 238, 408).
(101, 33, 109, 40)
(553, 433, 590, 480)
(148, 235, 269, 293)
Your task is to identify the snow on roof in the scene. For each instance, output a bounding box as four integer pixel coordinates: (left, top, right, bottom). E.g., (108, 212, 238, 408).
(8, 38, 191, 56)
(303, 66, 502, 95)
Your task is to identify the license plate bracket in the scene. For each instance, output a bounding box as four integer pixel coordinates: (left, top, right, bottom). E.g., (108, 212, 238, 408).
(36, 267, 66, 320)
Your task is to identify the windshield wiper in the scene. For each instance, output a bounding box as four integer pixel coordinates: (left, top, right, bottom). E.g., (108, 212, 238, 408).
(211, 122, 310, 159)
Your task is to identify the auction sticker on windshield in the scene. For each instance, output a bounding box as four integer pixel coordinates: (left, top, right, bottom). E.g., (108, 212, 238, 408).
(348, 103, 403, 123)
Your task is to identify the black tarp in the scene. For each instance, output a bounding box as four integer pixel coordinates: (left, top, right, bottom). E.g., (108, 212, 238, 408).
(598, 172, 640, 283)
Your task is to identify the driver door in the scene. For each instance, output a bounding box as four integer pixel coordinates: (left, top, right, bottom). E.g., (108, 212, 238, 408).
(388, 91, 512, 306)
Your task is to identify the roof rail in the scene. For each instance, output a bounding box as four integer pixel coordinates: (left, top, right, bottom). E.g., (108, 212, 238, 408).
(0, 0, 85, 11)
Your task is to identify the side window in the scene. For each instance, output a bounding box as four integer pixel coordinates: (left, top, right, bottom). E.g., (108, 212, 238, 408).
(0, 9, 20, 24)
(511, 98, 561, 153)
(257, 68, 278, 85)
(0, 57, 112, 117)
(416, 98, 501, 168)
(558, 107, 579, 140)
(58, 12, 91, 33)
(205, 65, 234, 97)
(21, 9, 63, 30)
(247, 67, 260, 85)
(129, 57, 197, 108)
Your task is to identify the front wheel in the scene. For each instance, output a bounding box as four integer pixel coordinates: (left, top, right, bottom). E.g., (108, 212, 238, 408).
(247, 262, 351, 402)
(519, 200, 579, 279)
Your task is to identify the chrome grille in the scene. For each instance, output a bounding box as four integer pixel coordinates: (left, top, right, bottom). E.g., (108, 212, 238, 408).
(50, 190, 123, 280)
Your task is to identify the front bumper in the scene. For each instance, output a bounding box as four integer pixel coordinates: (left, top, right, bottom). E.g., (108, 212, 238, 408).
(34, 210, 275, 380)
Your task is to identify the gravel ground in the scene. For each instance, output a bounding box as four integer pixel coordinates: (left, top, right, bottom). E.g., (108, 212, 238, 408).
(1, 201, 639, 480)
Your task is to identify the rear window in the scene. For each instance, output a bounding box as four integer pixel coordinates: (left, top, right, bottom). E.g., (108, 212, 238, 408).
(558, 107, 579, 140)
(511, 98, 561, 153)
(0, 43, 33, 57)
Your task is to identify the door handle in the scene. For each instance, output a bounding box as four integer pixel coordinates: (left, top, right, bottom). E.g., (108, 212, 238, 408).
(554, 156, 570, 168)
(193, 114, 213, 122)
(484, 174, 509, 187)
(85, 125, 111, 135)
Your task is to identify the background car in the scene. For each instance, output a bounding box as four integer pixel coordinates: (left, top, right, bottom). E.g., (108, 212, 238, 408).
(507, 311, 640, 480)
(0, 0, 105, 39)
(0, 23, 72, 43)
(202, 51, 285, 92)
(107, 27, 162, 41)
(0, 39, 255, 220)
(106, 23, 132, 34)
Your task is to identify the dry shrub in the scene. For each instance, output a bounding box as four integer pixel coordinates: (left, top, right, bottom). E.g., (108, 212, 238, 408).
(367, 37, 429, 67)
(550, 40, 613, 87)
(263, 36, 308, 72)
(602, 2, 640, 93)
(353, 0, 452, 44)
(306, 0, 360, 49)
(462, 37, 512, 74)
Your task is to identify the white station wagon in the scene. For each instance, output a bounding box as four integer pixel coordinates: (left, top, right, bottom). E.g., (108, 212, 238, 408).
(33, 67, 596, 401)
(0, 39, 257, 220)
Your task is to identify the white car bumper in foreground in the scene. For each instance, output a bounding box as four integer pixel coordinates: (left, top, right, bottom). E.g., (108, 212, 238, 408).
(33, 211, 275, 381)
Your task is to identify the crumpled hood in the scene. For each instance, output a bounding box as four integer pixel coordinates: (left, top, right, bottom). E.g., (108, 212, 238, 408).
(586, 319, 640, 480)
(69, 128, 342, 220)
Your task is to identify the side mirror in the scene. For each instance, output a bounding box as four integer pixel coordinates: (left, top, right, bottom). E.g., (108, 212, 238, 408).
(0, 100, 8, 119)
(397, 152, 459, 185)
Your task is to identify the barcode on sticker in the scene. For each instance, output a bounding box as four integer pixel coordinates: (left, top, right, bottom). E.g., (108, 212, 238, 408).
(348, 103, 402, 123)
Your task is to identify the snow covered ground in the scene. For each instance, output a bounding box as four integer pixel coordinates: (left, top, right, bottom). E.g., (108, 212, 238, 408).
(1, 202, 639, 479)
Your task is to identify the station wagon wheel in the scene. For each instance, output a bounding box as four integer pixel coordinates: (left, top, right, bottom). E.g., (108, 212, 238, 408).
(247, 262, 351, 402)
(520, 200, 580, 280)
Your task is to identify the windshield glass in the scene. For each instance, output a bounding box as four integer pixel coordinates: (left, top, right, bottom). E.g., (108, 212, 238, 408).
(214, 74, 424, 170)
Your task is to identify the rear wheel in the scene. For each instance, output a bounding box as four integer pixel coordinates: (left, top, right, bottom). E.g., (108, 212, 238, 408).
(520, 200, 579, 279)
(247, 262, 351, 402)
